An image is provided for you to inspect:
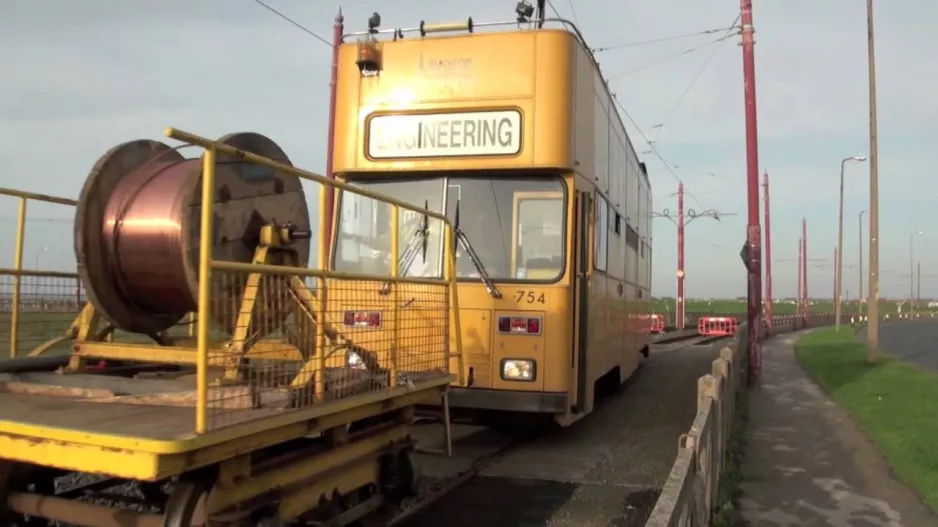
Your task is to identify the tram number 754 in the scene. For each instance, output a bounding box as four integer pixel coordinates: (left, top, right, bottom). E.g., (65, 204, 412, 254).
(515, 291, 546, 304)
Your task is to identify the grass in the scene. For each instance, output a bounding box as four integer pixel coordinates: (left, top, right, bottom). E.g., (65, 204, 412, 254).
(795, 328, 938, 512)
(650, 299, 840, 316)
(650, 298, 936, 317)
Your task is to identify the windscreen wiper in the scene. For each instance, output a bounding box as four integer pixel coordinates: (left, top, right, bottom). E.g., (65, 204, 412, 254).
(380, 200, 429, 295)
(453, 199, 502, 299)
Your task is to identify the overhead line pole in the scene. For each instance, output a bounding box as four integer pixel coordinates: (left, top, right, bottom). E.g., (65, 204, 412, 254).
(652, 182, 735, 330)
(763, 171, 773, 332)
(866, 0, 881, 362)
(802, 218, 809, 323)
(740, 0, 763, 386)
(797, 237, 802, 317)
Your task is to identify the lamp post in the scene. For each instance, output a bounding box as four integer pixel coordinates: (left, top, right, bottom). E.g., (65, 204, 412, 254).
(859, 210, 866, 315)
(910, 231, 923, 317)
(835, 155, 867, 331)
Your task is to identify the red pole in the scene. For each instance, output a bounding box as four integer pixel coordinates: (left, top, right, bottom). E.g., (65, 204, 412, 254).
(323, 9, 344, 259)
(677, 182, 686, 330)
(763, 171, 773, 331)
(740, 0, 762, 386)
(802, 218, 809, 322)
(797, 237, 802, 317)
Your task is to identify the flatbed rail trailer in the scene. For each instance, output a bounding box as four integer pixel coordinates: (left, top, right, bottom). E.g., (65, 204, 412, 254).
(0, 128, 463, 526)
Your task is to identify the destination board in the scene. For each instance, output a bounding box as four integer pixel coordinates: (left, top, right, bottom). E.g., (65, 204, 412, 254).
(367, 110, 522, 159)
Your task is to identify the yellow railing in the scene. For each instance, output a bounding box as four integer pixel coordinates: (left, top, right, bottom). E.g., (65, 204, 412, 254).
(164, 127, 465, 434)
(0, 187, 81, 358)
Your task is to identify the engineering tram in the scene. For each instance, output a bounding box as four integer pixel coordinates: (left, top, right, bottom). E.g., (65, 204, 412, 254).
(328, 3, 653, 427)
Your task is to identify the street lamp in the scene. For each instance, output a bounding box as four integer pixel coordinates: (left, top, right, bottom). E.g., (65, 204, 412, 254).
(910, 231, 923, 317)
(858, 210, 867, 315)
(835, 154, 867, 331)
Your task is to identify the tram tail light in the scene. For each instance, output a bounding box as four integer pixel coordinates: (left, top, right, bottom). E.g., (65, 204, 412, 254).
(343, 311, 382, 328)
(497, 316, 542, 335)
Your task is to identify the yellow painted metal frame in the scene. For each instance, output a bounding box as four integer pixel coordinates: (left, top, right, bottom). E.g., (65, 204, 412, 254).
(163, 126, 465, 434)
(0, 187, 78, 359)
(0, 127, 465, 489)
(0, 383, 442, 482)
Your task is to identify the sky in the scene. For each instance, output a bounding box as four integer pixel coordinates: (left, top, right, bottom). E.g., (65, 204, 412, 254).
(1, 0, 935, 300)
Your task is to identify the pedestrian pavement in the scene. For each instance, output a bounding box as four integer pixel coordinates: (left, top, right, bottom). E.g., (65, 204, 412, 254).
(736, 331, 937, 526)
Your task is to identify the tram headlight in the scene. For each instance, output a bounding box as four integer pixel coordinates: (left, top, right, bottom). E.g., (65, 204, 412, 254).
(346, 348, 377, 370)
(346, 350, 366, 370)
(500, 359, 536, 382)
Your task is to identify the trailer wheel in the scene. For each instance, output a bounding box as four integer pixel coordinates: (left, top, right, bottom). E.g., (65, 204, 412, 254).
(162, 478, 211, 527)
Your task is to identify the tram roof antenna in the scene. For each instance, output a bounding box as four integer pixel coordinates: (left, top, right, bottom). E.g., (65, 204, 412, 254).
(537, 0, 547, 28)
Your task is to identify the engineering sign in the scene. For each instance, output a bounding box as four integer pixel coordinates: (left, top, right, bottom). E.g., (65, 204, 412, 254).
(367, 110, 522, 159)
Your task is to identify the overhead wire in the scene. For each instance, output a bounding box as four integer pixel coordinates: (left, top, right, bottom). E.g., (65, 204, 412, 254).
(252, 0, 333, 48)
(593, 26, 736, 53)
(606, 33, 736, 81)
(611, 95, 707, 211)
(248, 0, 717, 216)
(651, 14, 741, 144)
(565, 0, 581, 27)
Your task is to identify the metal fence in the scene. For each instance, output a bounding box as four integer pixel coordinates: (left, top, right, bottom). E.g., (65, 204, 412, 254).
(0, 187, 86, 358)
(166, 128, 463, 433)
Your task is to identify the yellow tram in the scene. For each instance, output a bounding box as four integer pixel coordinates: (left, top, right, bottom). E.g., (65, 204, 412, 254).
(328, 10, 653, 427)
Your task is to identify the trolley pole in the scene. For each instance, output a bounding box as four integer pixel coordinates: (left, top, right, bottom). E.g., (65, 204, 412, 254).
(763, 171, 773, 332)
(740, 0, 763, 386)
(797, 237, 802, 317)
(802, 218, 809, 323)
(323, 9, 344, 258)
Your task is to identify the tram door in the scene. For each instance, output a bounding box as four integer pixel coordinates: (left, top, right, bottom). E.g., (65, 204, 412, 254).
(571, 191, 591, 414)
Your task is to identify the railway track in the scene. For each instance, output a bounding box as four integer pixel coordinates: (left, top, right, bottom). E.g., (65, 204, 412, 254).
(389, 431, 531, 526)
(387, 334, 734, 527)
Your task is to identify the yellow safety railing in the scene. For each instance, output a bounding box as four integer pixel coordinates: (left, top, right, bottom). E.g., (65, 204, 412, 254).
(164, 127, 465, 434)
(0, 187, 82, 358)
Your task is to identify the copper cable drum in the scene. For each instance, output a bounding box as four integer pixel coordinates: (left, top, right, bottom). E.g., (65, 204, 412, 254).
(102, 156, 200, 316)
(74, 133, 312, 336)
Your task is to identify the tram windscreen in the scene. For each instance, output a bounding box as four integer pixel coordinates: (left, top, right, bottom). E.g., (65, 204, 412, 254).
(333, 175, 566, 282)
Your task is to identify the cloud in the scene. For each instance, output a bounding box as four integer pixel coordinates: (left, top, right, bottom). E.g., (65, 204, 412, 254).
(1, 0, 935, 298)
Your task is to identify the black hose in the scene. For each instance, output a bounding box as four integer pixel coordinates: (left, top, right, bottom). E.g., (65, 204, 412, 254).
(0, 355, 70, 374)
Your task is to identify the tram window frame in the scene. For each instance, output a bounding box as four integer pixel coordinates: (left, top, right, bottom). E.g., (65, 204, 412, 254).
(594, 193, 609, 272)
(332, 175, 568, 284)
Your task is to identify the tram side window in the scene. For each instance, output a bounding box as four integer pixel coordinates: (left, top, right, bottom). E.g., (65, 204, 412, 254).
(594, 194, 609, 272)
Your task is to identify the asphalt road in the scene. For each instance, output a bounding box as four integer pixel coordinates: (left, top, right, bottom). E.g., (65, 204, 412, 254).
(857, 320, 938, 371)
